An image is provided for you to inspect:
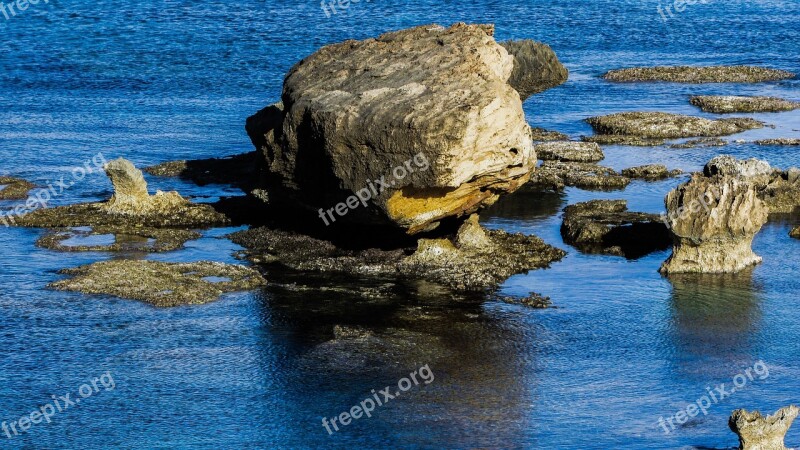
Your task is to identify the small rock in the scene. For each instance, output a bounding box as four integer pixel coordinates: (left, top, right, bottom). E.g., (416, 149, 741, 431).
(496, 292, 552, 309)
(586, 112, 763, 139)
(621, 164, 682, 180)
(531, 127, 569, 142)
(729, 405, 799, 450)
(755, 139, 800, 146)
(500, 39, 568, 100)
(535, 141, 604, 163)
(603, 66, 795, 83)
(0, 176, 35, 200)
(690, 95, 800, 113)
(527, 161, 630, 191)
(668, 137, 728, 149)
(582, 135, 666, 146)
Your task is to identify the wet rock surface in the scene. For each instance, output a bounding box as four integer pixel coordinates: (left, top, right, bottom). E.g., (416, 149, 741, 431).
(561, 199, 671, 258)
(729, 405, 799, 450)
(36, 226, 200, 253)
(621, 164, 683, 180)
(500, 39, 568, 100)
(526, 161, 630, 191)
(0, 176, 35, 200)
(582, 134, 666, 146)
(668, 137, 728, 149)
(50, 260, 267, 306)
(586, 112, 763, 139)
(535, 141, 604, 163)
(603, 66, 795, 83)
(691, 95, 800, 113)
(495, 292, 552, 308)
(248, 23, 536, 234)
(755, 139, 800, 146)
(531, 127, 568, 142)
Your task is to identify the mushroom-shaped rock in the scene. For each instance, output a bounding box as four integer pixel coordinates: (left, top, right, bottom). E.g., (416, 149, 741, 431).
(729, 406, 799, 450)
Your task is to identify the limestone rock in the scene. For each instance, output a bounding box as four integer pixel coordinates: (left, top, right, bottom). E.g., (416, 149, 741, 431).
(729, 405, 799, 450)
(621, 164, 682, 180)
(500, 39, 568, 100)
(531, 127, 568, 142)
(660, 173, 768, 274)
(603, 66, 795, 83)
(586, 112, 763, 139)
(756, 139, 800, 146)
(690, 95, 800, 113)
(704, 155, 773, 182)
(0, 176, 34, 200)
(526, 161, 630, 191)
(535, 141, 604, 163)
(246, 23, 535, 234)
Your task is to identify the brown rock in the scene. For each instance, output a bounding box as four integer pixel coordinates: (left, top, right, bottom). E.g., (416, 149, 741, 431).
(729, 405, 799, 450)
(500, 39, 568, 100)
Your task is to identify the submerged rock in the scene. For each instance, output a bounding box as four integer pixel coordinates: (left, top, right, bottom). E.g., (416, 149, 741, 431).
(495, 292, 552, 309)
(49, 260, 266, 306)
(621, 164, 683, 180)
(500, 39, 568, 100)
(531, 127, 568, 142)
(561, 200, 671, 258)
(660, 172, 768, 274)
(603, 66, 794, 83)
(582, 135, 666, 146)
(755, 139, 800, 146)
(535, 141, 604, 163)
(586, 112, 763, 139)
(0, 176, 35, 200)
(526, 161, 630, 191)
(729, 405, 799, 450)
(668, 137, 728, 149)
(36, 226, 200, 253)
(246, 23, 536, 235)
(690, 95, 800, 113)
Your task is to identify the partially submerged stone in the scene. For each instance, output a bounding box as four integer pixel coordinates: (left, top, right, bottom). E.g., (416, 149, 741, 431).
(691, 95, 800, 113)
(500, 39, 568, 100)
(668, 137, 728, 149)
(247, 23, 536, 234)
(603, 66, 794, 83)
(586, 112, 763, 139)
(791, 227, 800, 239)
(535, 141, 604, 163)
(526, 161, 630, 191)
(561, 200, 671, 258)
(755, 139, 800, 146)
(0, 176, 35, 200)
(582, 135, 666, 146)
(531, 127, 568, 142)
(729, 405, 799, 450)
(621, 164, 683, 180)
(495, 292, 552, 309)
(49, 260, 266, 307)
(36, 226, 200, 253)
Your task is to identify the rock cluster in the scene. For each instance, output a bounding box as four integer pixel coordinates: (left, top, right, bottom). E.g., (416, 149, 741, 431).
(729, 405, 799, 450)
(603, 66, 795, 83)
(690, 95, 800, 113)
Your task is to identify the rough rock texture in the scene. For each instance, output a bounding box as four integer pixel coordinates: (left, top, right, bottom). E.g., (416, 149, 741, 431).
(791, 227, 800, 239)
(669, 137, 728, 149)
(36, 226, 200, 253)
(535, 141, 604, 163)
(561, 200, 671, 258)
(499, 39, 568, 100)
(0, 176, 35, 200)
(729, 406, 799, 450)
(228, 215, 565, 292)
(495, 292, 552, 308)
(621, 164, 682, 180)
(704, 155, 773, 181)
(531, 127, 568, 142)
(756, 139, 800, 146)
(526, 161, 630, 191)
(582, 135, 666, 146)
(247, 23, 535, 234)
(691, 96, 800, 113)
(603, 66, 795, 83)
(586, 112, 763, 139)
(49, 260, 266, 307)
(660, 173, 768, 274)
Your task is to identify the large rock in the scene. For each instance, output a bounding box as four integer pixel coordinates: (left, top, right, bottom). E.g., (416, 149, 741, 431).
(246, 24, 535, 234)
(499, 39, 568, 100)
(660, 171, 768, 274)
(729, 406, 799, 450)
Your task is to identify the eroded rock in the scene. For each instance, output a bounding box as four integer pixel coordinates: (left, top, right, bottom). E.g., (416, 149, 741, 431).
(582, 135, 666, 146)
(691, 96, 800, 113)
(531, 127, 568, 142)
(246, 23, 536, 234)
(500, 39, 568, 100)
(561, 200, 671, 258)
(535, 141, 604, 163)
(668, 137, 728, 149)
(603, 66, 794, 83)
(729, 405, 799, 450)
(526, 161, 630, 191)
(586, 112, 763, 139)
(0, 176, 35, 200)
(36, 226, 200, 253)
(622, 164, 683, 180)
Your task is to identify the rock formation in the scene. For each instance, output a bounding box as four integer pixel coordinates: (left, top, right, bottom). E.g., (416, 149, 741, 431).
(246, 23, 539, 234)
(602, 66, 794, 83)
(535, 141, 604, 163)
(621, 164, 682, 180)
(586, 112, 763, 140)
(729, 405, 799, 450)
(499, 39, 568, 100)
(0, 176, 35, 200)
(690, 95, 800, 113)
(526, 161, 630, 191)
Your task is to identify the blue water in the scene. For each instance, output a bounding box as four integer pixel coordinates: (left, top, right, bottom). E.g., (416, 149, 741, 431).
(1, 0, 799, 448)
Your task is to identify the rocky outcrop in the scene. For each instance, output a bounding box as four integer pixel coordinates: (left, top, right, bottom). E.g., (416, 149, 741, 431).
(603, 66, 794, 83)
(582, 134, 666, 146)
(660, 168, 768, 274)
(756, 139, 800, 146)
(586, 112, 763, 140)
(702, 155, 800, 214)
(621, 164, 682, 180)
(535, 141, 604, 163)
(691, 96, 800, 113)
(668, 137, 728, 149)
(246, 24, 536, 235)
(499, 39, 568, 100)
(36, 226, 200, 253)
(561, 200, 671, 258)
(0, 176, 35, 200)
(531, 127, 568, 142)
(526, 161, 630, 191)
(729, 406, 799, 450)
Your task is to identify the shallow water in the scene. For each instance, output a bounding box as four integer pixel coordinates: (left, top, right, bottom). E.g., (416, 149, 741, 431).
(1, 0, 799, 448)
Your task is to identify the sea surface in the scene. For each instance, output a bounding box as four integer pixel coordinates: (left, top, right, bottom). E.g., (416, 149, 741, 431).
(1, 0, 799, 448)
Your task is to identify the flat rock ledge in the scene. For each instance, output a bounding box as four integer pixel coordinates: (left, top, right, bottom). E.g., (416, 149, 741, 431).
(531, 127, 568, 142)
(49, 260, 266, 307)
(500, 39, 568, 100)
(229, 215, 565, 292)
(36, 226, 200, 253)
(660, 168, 769, 274)
(0, 176, 35, 200)
(603, 66, 795, 83)
(729, 405, 799, 450)
(526, 161, 630, 191)
(561, 200, 671, 258)
(582, 135, 666, 146)
(621, 164, 683, 180)
(586, 112, 763, 140)
(535, 141, 604, 163)
(755, 139, 800, 146)
(691, 95, 800, 113)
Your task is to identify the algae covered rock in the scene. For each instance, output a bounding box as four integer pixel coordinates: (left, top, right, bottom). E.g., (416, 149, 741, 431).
(586, 112, 763, 139)
(500, 39, 568, 100)
(729, 405, 799, 450)
(531, 127, 568, 142)
(621, 164, 682, 180)
(36, 226, 200, 253)
(527, 161, 630, 191)
(755, 139, 800, 146)
(603, 66, 794, 83)
(247, 23, 536, 234)
(535, 141, 604, 163)
(49, 260, 266, 306)
(691, 95, 800, 113)
(0, 176, 35, 200)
